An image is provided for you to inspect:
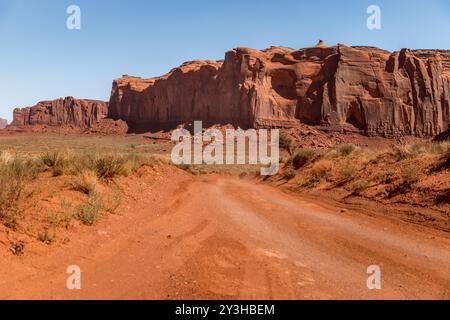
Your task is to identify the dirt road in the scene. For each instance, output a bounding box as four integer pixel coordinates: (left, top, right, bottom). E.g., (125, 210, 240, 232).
(1, 172, 450, 299)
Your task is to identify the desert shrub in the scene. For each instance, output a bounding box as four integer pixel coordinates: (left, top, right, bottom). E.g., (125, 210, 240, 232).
(292, 148, 316, 169)
(52, 164, 64, 177)
(298, 174, 320, 188)
(283, 168, 297, 181)
(323, 149, 339, 160)
(279, 133, 293, 153)
(298, 160, 332, 188)
(352, 180, 369, 195)
(388, 142, 448, 163)
(400, 165, 421, 186)
(40, 151, 63, 168)
(38, 228, 55, 245)
(67, 170, 98, 195)
(279, 156, 290, 164)
(58, 197, 75, 228)
(409, 141, 448, 156)
(74, 193, 103, 226)
(104, 185, 122, 214)
(337, 144, 357, 157)
(65, 152, 96, 175)
(0, 151, 13, 163)
(373, 172, 388, 183)
(391, 146, 411, 162)
(0, 156, 41, 228)
(433, 149, 450, 171)
(311, 160, 332, 179)
(93, 155, 127, 180)
(40, 151, 67, 176)
(338, 164, 357, 183)
(123, 153, 158, 173)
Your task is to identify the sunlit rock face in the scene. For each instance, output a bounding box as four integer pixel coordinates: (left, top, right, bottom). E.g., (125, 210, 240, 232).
(11, 97, 108, 129)
(108, 44, 450, 137)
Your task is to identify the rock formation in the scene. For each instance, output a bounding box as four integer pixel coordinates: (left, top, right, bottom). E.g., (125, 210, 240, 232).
(11, 97, 108, 129)
(0, 118, 7, 129)
(109, 44, 450, 137)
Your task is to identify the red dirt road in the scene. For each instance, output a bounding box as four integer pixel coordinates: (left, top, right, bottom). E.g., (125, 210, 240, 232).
(1, 172, 450, 299)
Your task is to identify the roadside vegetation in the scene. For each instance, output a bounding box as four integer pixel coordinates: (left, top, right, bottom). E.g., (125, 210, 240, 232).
(0, 148, 161, 253)
(1, 132, 449, 254)
(279, 141, 450, 212)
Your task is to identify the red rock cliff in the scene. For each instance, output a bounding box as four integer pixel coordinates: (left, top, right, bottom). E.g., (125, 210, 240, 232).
(11, 97, 108, 129)
(109, 44, 450, 137)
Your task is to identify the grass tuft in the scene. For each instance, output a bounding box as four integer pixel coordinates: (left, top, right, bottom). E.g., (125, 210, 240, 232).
(74, 193, 103, 226)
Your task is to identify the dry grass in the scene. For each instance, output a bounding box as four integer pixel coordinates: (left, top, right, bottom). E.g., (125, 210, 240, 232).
(1, 133, 448, 248)
(0, 148, 159, 234)
(67, 170, 98, 195)
(0, 134, 174, 252)
(283, 168, 297, 181)
(336, 143, 357, 157)
(0, 153, 43, 228)
(279, 132, 293, 154)
(282, 141, 449, 208)
(74, 193, 104, 226)
(311, 160, 332, 179)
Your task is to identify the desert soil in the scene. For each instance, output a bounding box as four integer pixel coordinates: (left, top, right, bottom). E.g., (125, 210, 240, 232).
(0, 167, 449, 300)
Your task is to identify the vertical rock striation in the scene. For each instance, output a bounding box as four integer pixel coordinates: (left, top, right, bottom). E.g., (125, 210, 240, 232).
(11, 97, 108, 129)
(109, 44, 450, 137)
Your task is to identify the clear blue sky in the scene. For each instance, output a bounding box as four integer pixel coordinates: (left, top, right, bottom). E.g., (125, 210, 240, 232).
(1, 0, 450, 122)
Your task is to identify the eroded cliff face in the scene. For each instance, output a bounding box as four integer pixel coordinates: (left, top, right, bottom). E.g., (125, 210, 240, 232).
(11, 97, 108, 129)
(0, 118, 7, 129)
(109, 44, 450, 137)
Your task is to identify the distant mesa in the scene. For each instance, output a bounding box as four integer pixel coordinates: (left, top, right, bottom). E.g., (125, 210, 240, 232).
(0, 118, 7, 129)
(11, 97, 108, 130)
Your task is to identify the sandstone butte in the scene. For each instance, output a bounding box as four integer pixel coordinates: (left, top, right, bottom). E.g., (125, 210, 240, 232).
(11, 97, 108, 129)
(109, 44, 450, 138)
(0, 118, 7, 129)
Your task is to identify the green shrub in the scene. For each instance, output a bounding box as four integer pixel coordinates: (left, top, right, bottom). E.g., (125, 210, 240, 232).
(337, 144, 356, 157)
(40, 151, 63, 168)
(338, 164, 356, 183)
(298, 174, 320, 188)
(279, 133, 293, 153)
(104, 185, 122, 214)
(352, 180, 369, 195)
(74, 193, 103, 226)
(283, 168, 297, 181)
(292, 149, 316, 169)
(400, 165, 421, 186)
(311, 160, 332, 179)
(373, 172, 387, 183)
(94, 155, 127, 180)
(0, 157, 41, 228)
(67, 171, 98, 195)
